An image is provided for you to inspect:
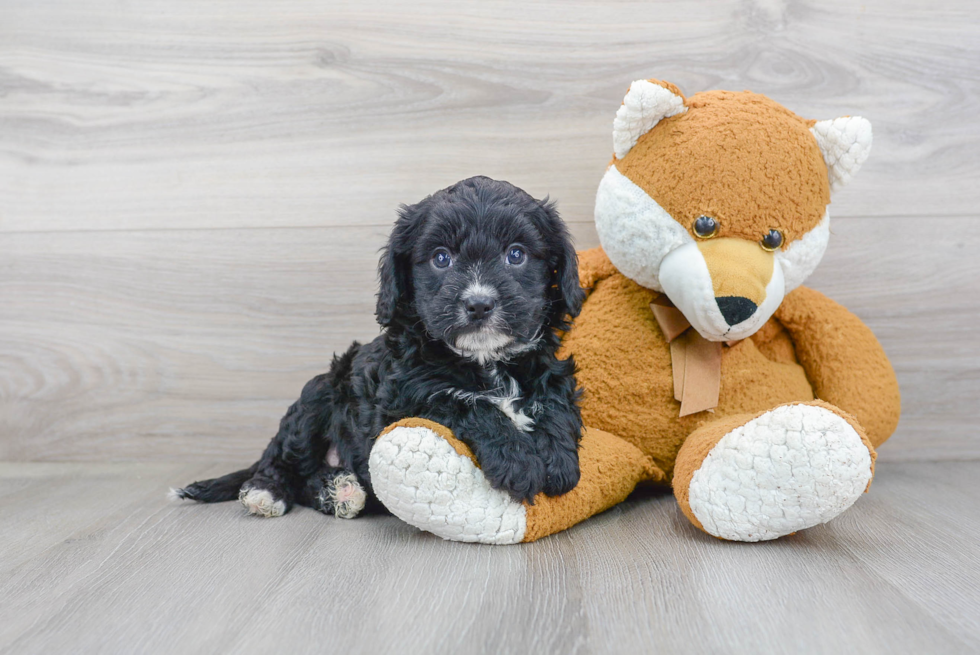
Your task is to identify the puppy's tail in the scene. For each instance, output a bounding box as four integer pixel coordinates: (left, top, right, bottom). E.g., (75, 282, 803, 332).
(169, 464, 257, 503)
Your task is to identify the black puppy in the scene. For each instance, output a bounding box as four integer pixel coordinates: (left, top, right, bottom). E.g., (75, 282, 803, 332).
(173, 176, 585, 519)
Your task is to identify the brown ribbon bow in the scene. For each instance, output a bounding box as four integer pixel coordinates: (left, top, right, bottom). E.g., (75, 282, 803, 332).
(650, 295, 734, 417)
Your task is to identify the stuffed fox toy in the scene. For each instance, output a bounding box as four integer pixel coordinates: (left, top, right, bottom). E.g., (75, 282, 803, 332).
(367, 79, 901, 544)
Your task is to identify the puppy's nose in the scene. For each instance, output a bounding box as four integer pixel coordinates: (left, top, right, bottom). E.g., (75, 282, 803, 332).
(716, 296, 757, 326)
(465, 296, 496, 321)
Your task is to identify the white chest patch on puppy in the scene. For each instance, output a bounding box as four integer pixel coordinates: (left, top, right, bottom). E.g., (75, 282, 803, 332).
(485, 372, 536, 432)
(436, 366, 536, 432)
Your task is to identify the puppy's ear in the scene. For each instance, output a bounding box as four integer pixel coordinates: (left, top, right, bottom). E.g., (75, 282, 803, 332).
(536, 199, 586, 328)
(376, 201, 426, 326)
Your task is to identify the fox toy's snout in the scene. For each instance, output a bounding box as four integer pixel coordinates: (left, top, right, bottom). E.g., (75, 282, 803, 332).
(716, 296, 756, 326)
(698, 239, 774, 326)
(659, 238, 786, 342)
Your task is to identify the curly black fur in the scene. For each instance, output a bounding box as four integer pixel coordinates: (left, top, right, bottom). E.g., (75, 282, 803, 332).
(174, 176, 585, 517)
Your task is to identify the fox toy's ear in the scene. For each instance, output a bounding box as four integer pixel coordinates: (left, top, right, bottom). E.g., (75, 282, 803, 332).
(376, 202, 427, 327)
(612, 79, 687, 159)
(810, 117, 873, 192)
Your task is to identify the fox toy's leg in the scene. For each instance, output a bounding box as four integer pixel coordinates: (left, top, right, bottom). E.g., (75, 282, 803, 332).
(673, 400, 877, 542)
(369, 419, 662, 544)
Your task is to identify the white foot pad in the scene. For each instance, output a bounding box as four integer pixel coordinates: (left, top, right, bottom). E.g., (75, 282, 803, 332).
(687, 404, 873, 541)
(239, 487, 286, 518)
(369, 426, 527, 544)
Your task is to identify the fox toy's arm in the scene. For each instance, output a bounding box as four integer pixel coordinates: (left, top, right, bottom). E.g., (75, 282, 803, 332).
(775, 286, 901, 447)
(577, 247, 619, 298)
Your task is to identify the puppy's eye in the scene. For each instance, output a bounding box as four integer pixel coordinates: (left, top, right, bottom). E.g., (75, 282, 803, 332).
(693, 216, 719, 239)
(432, 248, 453, 269)
(505, 245, 526, 266)
(760, 229, 783, 251)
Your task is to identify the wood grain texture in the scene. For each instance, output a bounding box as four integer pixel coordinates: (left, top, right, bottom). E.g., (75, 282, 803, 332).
(2, 218, 978, 462)
(1, 3, 979, 458)
(0, 460, 977, 654)
(0, 0, 978, 234)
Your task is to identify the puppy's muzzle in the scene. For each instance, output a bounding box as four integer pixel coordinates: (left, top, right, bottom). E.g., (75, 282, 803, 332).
(465, 296, 496, 322)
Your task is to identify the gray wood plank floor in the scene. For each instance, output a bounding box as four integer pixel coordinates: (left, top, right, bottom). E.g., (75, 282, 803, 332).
(0, 461, 978, 654)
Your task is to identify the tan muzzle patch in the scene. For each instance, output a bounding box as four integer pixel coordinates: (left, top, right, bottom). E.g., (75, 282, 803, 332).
(696, 238, 774, 308)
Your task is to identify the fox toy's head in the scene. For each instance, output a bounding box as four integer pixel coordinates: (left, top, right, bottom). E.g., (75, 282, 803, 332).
(595, 79, 872, 342)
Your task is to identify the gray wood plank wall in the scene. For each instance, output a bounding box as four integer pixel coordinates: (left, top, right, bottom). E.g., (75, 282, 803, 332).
(2, 0, 979, 463)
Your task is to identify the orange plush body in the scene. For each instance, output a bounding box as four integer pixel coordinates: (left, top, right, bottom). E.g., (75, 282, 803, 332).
(369, 81, 901, 544)
(565, 251, 897, 535)
(566, 252, 899, 481)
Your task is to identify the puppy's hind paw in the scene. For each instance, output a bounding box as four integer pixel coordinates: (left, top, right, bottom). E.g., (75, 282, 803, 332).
(317, 472, 367, 519)
(238, 486, 287, 518)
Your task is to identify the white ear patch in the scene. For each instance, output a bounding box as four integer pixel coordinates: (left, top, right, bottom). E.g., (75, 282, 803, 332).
(613, 80, 687, 160)
(810, 117, 873, 192)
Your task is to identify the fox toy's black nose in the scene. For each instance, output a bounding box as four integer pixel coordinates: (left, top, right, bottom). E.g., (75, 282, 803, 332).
(465, 296, 496, 321)
(716, 296, 757, 326)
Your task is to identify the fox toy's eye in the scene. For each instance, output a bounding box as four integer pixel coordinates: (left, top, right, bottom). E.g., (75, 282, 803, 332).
(760, 229, 784, 251)
(432, 248, 453, 269)
(693, 216, 719, 239)
(505, 245, 527, 266)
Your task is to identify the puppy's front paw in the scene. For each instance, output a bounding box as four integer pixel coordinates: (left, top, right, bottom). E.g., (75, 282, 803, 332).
(481, 445, 547, 504)
(542, 447, 580, 497)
